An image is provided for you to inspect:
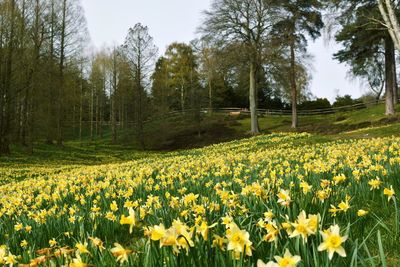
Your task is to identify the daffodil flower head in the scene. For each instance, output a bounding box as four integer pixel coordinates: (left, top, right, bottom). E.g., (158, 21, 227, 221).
(318, 224, 348, 260)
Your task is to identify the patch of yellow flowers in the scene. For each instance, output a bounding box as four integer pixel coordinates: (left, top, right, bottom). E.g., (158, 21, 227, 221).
(0, 133, 399, 265)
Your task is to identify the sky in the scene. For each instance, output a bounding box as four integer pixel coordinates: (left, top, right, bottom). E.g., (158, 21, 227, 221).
(81, 0, 367, 103)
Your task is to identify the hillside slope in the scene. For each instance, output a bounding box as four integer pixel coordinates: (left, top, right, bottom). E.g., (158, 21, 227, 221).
(0, 133, 399, 265)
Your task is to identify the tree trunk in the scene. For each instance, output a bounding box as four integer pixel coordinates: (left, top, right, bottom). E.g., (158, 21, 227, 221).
(290, 41, 298, 129)
(208, 79, 213, 114)
(96, 90, 99, 136)
(385, 36, 396, 115)
(181, 82, 185, 112)
(90, 85, 94, 141)
(0, 0, 16, 155)
(57, 0, 67, 146)
(249, 61, 260, 134)
(393, 57, 398, 104)
(111, 52, 117, 144)
(79, 81, 83, 143)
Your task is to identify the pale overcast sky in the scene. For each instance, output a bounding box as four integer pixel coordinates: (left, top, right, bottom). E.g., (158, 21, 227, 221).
(81, 0, 367, 103)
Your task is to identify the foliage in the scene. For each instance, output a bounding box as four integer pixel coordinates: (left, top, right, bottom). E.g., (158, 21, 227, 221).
(333, 95, 364, 108)
(298, 98, 332, 110)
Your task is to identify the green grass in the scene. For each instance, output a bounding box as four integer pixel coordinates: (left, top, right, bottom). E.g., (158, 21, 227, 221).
(233, 104, 400, 135)
(2, 103, 400, 168)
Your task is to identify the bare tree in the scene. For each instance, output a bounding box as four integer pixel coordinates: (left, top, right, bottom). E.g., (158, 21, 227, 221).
(110, 47, 120, 144)
(122, 23, 158, 148)
(200, 0, 277, 134)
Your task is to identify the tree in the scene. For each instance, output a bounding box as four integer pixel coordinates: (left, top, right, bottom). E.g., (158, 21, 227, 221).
(356, 55, 386, 102)
(163, 42, 199, 112)
(0, 0, 18, 154)
(332, 1, 397, 115)
(151, 56, 171, 114)
(200, 0, 277, 134)
(264, 38, 314, 108)
(0, 0, 88, 155)
(89, 50, 108, 140)
(122, 23, 158, 148)
(194, 39, 218, 113)
(110, 46, 120, 144)
(378, 0, 400, 51)
(272, 0, 323, 128)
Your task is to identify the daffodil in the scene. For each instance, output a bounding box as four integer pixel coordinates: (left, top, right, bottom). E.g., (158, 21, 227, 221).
(196, 221, 218, 241)
(70, 253, 88, 267)
(277, 189, 291, 207)
(318, 224, 348, 260)
(226, 223, 252, 259)
(212, 235, 226, 251)
(148, 223, 166, 241)
(308, 213, 319, 233)
(300, 181, 312, 194)
(384, 186, 395, 202)
(290, 211, 314, 242)
(257, 249, 301, 267)
(14, 223, 23, 231)
(49, 238, 57, 247)
(333, 174, 346, 185)
(0, 245, 7, 264)
(110, 200, 118, 211)
(264, 221, 279, 243)
(120, 208, 137, 233)
(4, 253, 17, 266)
(357, 209, 368, 217)
(368, 178, 382, 190)
(338, 200, 350, 212)
(20, 240, 28, 248)
(110, 243, 132, 264)
(75, 242, 90, 254)
(89, 237, 105, 250)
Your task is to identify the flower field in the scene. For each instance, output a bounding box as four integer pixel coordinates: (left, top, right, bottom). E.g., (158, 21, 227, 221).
(0, 133, 399, 266)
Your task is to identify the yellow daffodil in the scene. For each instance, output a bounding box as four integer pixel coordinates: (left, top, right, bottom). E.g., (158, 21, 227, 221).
(110, 243, 132, 264)
(75, 242, 90, 254)
(257, 249, 301, 267)
(318, 224, 348, 260)
(338, 200, 350, 212)
(277, 189, 291, 207)
(120, 208, 137, 233)
(49, 238, 57, 247)
(0, 245, 7, 264)
(226, 223, 252, 259)
(300, 181, 312, 194)
(383, 186, 395, 202)
(196, 221, 218, 241)
(290, 211, 314, 242)
(212, 235, 226, 251)
(14, 223, 23, 231)
(4, 253, 17, 266)
(149, 223, 166, 241)
(368, 178, 382, 190)
(70, 253, 88, 267)
(357, 209, 368, 217)
(110, 201, 118, 211)
(89, 237, 105, 250)
(20, 240, 28, 248)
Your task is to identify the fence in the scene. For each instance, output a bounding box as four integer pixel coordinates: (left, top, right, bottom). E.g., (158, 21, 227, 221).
(73, 98, 398, 129)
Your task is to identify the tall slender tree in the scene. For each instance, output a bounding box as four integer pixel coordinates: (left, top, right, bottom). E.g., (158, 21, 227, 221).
(272, 0, 323, 128)
(200, 0, 278, 134)
(123, 23, 158, 148)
